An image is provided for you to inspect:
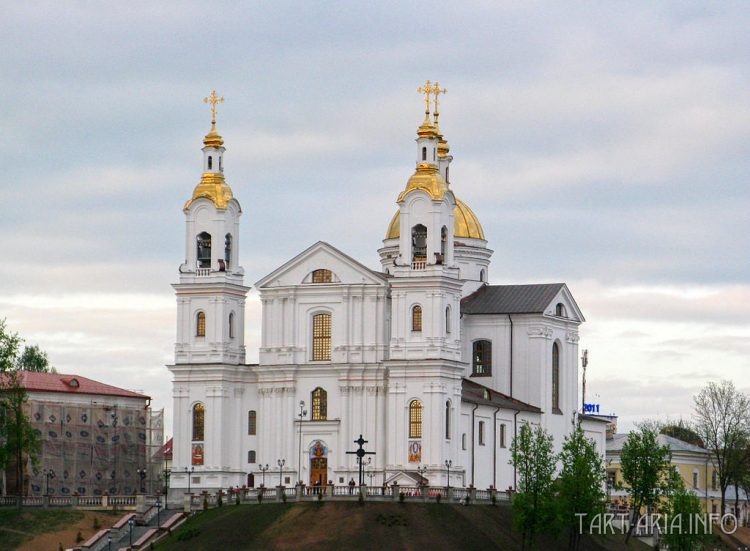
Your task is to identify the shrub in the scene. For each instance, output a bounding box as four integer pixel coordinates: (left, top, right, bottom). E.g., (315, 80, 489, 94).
(399, 492, 405, 503)
(257, 491, 264, 504)
(317, 491, 323, 502)
(491, 494, 497, 506)
(93, 516, 101, 530)
(435, 493, 442, 504)
(235, 494, 241, 506)
(282, 492, 287, 503)
(202, 495, 208, 511)
(75, 531, 84, 543)
(176, 527, 200, 542)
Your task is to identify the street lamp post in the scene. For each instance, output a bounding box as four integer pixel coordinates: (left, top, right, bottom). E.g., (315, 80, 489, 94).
(128, 518, 134, 547)
(156, 497, 162, 528)
(277, 459, 285, 487)
(43, 469, 52, 496)
(163, 468, 171, 497)
(107, 535, 112, 551)
(185, 466, 195, 494)
(259, 464, 269, 488)
(445, 460, 452, 498)
(297, 401, 307, 485)
(136, 468, 146, 493)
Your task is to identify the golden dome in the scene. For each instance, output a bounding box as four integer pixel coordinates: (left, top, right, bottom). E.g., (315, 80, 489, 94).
(386, 198, 485, 240)
(184, 172, 235, 210)
(397, 164, 449, 202)
(203, 123, 224, 148)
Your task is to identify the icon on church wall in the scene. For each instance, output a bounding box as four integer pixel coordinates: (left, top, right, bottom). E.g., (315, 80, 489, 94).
(191, 443, 204, 465)
(408, 441, 421, 463)
(309, 440, 327, 458)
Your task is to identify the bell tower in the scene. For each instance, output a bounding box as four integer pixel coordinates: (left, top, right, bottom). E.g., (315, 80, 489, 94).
(173, 90, 249, 365)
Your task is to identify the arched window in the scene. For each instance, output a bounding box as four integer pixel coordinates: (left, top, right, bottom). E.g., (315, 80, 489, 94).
(445, 306, 451, 334)
(411, 305, 422, 332)
(480, 269, 486, 282)
(207, 156, 213, 169)
(196, 312, 206, 337)
(472, 340, 492, 376)
(445, 400, 451, 440)
(312, 269, 332, 283)
(229, 312, 235, 339)
(248, 410, 256, 435)
(552, 342, 561, 413)
(225, 234, 232, 269)
(312, 313, 332, 361)
(411, 224, 427, 262)
(248, 450, 256, 464)
(192, 403, 205, 441)
(478, 421, 485, 445)
(440, 226, 447, 260)
(421, 147, 427, 161)
(196, 232, 211, 269)
(311, 387, 327, 421)
(409, 400, 423, 439)
(555, 303, 566, 317)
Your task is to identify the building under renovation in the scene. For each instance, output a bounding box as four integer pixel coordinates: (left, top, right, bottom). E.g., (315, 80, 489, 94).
(2, 371, 163, 497)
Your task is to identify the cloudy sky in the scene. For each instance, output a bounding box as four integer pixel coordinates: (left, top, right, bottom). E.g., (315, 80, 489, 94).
(1, 2, 748, 437)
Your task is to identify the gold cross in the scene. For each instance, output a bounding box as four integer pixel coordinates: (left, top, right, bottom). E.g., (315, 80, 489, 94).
(417, 80, 434, 117)
(432, 82, 447, 118)
(203, 90, 225, 124)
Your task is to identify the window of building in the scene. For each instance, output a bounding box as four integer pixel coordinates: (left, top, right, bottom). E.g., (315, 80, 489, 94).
(500, 423, 506, 448)
(552, 342, 561, 413)
(229, 312, 235, 339)
(693, 470, 698, 489)
(207, 156, 213, 169)
(421, 147, 427, 161)
(248, 450, 256, 464)
(192, 403, 205, 441)
(440, 226, 447, 260)
(411, 224, 427, 262)
(312, 269, 333, 283)
(311, 387, 327, 421)
(712, 470, 718, 491)
(412, 305, 422, 332)
(478, 421, 485, 445)
(196, 312, 206, 337)
(312, 313, 332, 361)
(555, 303, 566, 317)
(196, 232, 211, 269)
(462, 433, 467, 450)
(445, 306, 451, 334)
(409, 400, 422, 439)
(225, 234, 232, 269)
(480, 269, 486, 282)
(248, 410, 256, 435)
(445, 401, 451, 439)
(472, 340, 492, 376)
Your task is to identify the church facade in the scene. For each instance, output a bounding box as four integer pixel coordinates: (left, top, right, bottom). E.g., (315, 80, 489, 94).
(167, 87, 605, 502)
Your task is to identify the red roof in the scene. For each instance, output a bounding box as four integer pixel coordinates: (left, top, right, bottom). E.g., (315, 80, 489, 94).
(160, 437, 173, 459)
(5, 370, 150, 400)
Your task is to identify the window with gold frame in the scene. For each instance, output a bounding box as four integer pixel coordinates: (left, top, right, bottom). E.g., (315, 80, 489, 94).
(311, 387, 327, 420)
(411, 305, 422, 332)
(409, 399, 423, 439)
(196, 312, 206, 337)
(311, 269, 333, 283)
(192, 403, 205, 441)
(312, 313, 332, 361)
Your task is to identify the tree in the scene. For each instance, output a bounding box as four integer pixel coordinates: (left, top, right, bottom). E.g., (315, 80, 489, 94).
(0, 319, 42, 500)
(16, 344, 54, 373)
(661, 473, 709, 551)
(619, 427, 672, 543)
(692, 380, 750, 516)
(660, 420, 704, 449)
(557, 426, 606, 551)
(510, 423, 557, 551)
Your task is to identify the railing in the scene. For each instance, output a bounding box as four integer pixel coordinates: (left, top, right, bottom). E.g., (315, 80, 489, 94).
(411, 261, 426, 270)
(196, 267, 210, 277)
(49, 496, 72, 506)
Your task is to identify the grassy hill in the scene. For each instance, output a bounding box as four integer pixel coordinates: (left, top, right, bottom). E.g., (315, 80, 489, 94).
(155, 502, 655, 551)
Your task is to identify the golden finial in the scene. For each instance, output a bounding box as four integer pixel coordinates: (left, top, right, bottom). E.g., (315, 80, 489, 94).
(203, 90, 225, 126)
(432, 82, 446, 125)
(417, 80, 434, 121)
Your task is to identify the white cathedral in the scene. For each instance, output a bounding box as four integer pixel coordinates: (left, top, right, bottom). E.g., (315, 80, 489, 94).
(167, 87, 606, 502)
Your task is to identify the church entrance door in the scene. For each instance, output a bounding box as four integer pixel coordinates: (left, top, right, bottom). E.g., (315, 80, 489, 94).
(310, 457, 327, 488)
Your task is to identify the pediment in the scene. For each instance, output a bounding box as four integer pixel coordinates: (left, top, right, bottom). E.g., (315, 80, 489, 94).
(255, 241, 388, 289)
(543, 284, 585, 323)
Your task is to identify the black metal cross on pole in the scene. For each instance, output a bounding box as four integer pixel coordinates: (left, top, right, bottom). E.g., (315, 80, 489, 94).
(346, 434, 376, 485)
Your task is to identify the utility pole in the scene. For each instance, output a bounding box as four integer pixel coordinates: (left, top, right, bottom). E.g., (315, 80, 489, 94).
(581, 349, 588, 414)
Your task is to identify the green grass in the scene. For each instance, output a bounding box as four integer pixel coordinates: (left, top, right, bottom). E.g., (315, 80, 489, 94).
(0, 508, 84, 551)
(155, 502, 658, 551)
